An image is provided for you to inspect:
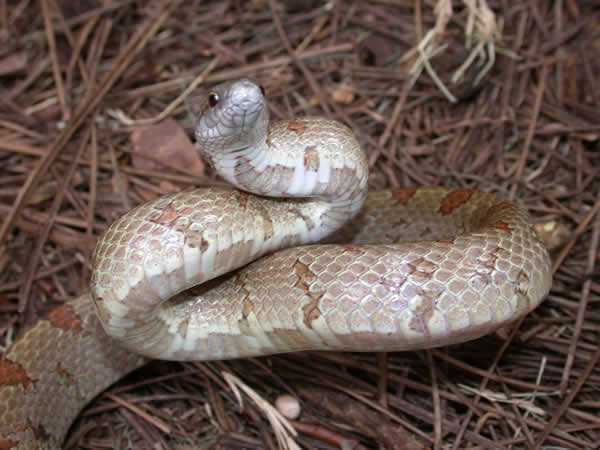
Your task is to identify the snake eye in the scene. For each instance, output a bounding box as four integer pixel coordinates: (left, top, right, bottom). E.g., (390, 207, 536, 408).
(207, 92, 219, 107)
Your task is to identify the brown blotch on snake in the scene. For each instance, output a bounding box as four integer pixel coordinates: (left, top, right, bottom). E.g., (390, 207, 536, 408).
(391, 185, 418, 204)
(0, 79, 552, 449)
(303, 145, 320, 171)
(287, 119, 308, 134)
(438, 188, 476, 215)
(45, 303, 83, 332)
(0, 359, 35, 389)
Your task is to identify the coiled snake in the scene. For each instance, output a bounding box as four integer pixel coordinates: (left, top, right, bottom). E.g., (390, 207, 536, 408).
(0, 79, 552, 448)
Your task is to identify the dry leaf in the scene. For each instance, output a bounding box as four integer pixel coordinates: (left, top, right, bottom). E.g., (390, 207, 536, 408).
(535, 221, 570, 251)
(330, 82, 356, 105)
(299, 388, 426, 449)
(130, 119, 204, 200)
(0, 52, 28, 76)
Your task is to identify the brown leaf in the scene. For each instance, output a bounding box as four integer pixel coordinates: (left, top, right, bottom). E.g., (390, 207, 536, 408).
(535, 221, 570, 251)
(299, 388, 426, 450)
(0, 52, 28, 76)
(330, 82, 356, 105)
(130, 119, 204, 200)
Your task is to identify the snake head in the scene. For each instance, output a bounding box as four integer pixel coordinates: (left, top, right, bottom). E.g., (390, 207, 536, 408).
(194, 78, 269, 158)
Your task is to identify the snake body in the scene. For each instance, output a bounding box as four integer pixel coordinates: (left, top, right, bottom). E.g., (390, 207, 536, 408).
(0, 79, 552, 448)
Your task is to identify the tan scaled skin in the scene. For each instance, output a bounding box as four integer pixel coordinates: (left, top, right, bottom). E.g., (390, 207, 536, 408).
(0, 79, 552, 449)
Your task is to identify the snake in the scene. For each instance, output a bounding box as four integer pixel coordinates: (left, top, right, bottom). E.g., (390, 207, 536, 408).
(0, 78, 552, 449)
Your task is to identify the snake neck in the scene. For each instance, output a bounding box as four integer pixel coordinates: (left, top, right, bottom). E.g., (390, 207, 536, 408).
(193, 79, 368, 236)
(201, 117, 368, 238)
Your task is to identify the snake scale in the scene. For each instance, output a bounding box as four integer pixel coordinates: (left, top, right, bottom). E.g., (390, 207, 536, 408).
(0, 79, 552, 448)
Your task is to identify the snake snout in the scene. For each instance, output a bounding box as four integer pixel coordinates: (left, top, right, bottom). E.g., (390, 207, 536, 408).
(227, 78, 265, 122)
